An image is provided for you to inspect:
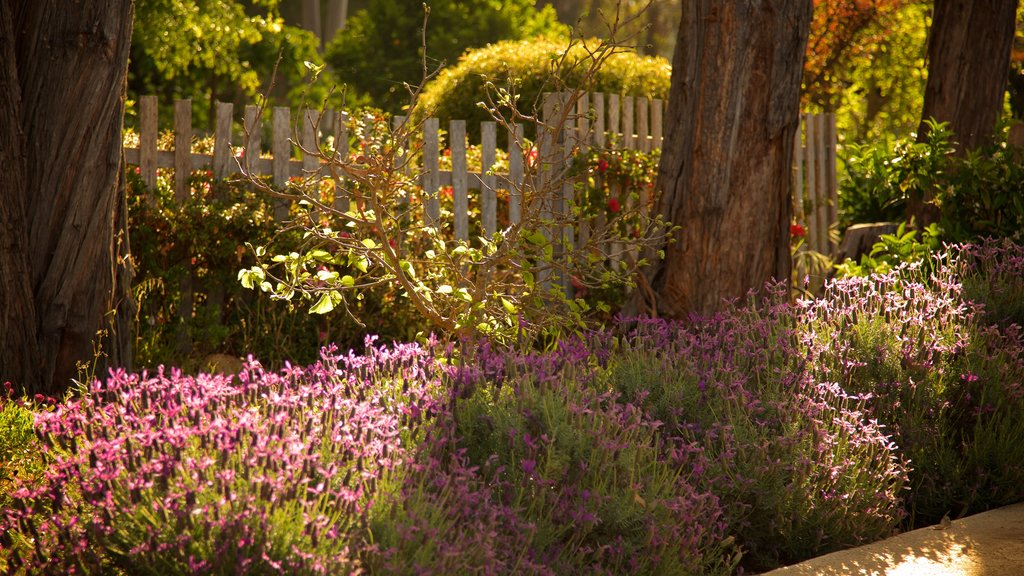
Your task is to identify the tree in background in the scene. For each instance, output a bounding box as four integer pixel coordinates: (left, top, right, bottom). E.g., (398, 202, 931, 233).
(540, 0, 681, 59)
(802, 1, 933, 144)
(325, 0, 566, 111)
(129, 0, 323, 128)
(638, 0, 812, 317)
(1, 0, 134, 395)
(910, 0, 1019, 226)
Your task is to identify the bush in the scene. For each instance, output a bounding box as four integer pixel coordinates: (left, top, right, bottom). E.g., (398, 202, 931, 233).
(412, 37, 672, 142)
(838, 119, 1024, 242)
(325, 0, 566, 112)
(804, 241, 1024, 527)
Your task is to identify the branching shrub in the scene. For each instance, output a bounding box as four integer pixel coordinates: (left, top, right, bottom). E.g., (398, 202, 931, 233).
(413, 36, 671, 142)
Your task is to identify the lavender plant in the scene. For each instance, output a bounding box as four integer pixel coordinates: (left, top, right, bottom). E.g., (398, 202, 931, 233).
(801, 241, 1024, 526)
(0, 339, 449, 574)
(603, 295, 907, 572)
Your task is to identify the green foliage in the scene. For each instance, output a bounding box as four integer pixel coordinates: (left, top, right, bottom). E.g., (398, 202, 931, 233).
(413, 36, 671, 141)
(325, 0, 567, 112)
(126, 148, 432, 370)
(129, 0, 324, 128)
(838, 118, 1024, 272)
(240, 80, 673, 348)
(838, 119, 955, 232)
(835, 221, 942, 277)
(454, 371, 740, 574)
(805, 1, 930, 145)
(806, 247, 1024, 527)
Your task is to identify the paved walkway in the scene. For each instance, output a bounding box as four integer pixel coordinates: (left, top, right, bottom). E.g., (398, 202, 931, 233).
(762, 502, 1024, 575)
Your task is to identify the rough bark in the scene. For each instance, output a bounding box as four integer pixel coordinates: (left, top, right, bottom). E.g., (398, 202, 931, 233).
(911, 0, 1019, 226)
(639, 1, 811, 318)
(0, 1, 41, 390)
(0, 0, 134, 394)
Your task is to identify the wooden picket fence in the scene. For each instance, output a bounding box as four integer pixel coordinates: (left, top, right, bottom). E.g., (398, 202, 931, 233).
(124, 93, 836, 253)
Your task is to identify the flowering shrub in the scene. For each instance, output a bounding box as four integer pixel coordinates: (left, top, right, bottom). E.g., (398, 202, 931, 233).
(5, 240, 1024, 574)
(802, 241, 1024, 527)
(0, 339, 450, 574)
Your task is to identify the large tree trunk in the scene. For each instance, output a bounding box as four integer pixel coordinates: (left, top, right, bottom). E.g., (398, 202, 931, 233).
(638, 1, 811, 318)
(910, 0, 1018, 226)
(0, 0, 134, 395)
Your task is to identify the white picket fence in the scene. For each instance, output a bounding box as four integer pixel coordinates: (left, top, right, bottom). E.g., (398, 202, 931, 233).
(124, 93, 836, 255)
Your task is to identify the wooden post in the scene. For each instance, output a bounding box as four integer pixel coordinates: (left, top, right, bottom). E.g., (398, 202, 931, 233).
(139, 95, 158, 195)
(637, 97, 649, 153)
(212, 101, 233, 180)
(804, 113, 818, 253)
(451, 119, 469, 243)
(333, 110, 350, 213)
(609, 93, 620, 145)
(814, 114, 828, 256)
(793, 121, 805, 231)
(623, 95, 635, 150)
(508, 123, 523, 226)
(173, 99, 192, 202)
(301, 109, 320, 176)
(422, 117, 440, 228)
(652, 98, 664, 150)
(593, 92, 606, 148)
(272, 107, 291, 221)
(480, 121, 497, 237)
(243, 105, 262, 178)
(826, 113, 838, 257)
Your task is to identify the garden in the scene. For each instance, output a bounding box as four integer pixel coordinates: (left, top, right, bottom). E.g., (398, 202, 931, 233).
(4, 1, 1024, 574)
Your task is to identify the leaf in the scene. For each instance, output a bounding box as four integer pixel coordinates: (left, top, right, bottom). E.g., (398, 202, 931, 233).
(310, 292, 338, 314)
(361, 238, 377, 250)
(340, 275, 355, 287)
(501, 297, 516, 314)
(437, 284, 453, 294)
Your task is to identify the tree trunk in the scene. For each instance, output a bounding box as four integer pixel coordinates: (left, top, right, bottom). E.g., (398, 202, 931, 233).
(638, 1, 811, 318)
(0, 0, 134, 395)
(911, 0, 1019, 226)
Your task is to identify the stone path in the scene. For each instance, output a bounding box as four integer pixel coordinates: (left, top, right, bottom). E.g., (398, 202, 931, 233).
(762, 502, 1024, 575)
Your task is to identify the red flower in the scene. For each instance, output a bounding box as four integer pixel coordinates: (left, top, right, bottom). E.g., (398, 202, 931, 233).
(790, 223, 806, 238)
(596, 158, 609, 174)
(608, 198, 621, 213)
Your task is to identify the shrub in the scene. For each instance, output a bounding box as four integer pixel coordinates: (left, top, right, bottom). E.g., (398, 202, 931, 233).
(838, 119, 1024, 242)
(603, 300, 907, 572)
(803, 242, 1024, 527)
(325, 0, 567, 112)
(454, 354, 738, 575)
(412, 37, 672, 142)
(0, 340, 450, 573)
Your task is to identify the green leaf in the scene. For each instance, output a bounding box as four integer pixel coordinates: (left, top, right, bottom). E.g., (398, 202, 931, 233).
(310, 291, 339, 314)
(341, 275, 355, 287)
(501, 297, 517, 314)
(361, 238, 377, 250)
(437, 284, 453, 294)
(316, 269, 339, 282)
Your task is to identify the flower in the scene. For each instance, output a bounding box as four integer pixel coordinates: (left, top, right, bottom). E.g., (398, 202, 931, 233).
(608, 198, 621, 213)
(596, 158, 609, 174)
(790, 223, 806, 238)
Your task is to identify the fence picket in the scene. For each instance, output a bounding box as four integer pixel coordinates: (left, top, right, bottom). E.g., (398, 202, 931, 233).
(480, 121, 497, 236)
(174, 100, 192, 201)
(422, 117, 441, 227)
(651, 98, 663, 150)
(637, 97, 649, 153)
(333, 111, 350, 213)
(243, 105, 262, 178)
(213, 102, 233, 180)
(272, 107, 291, 221)
(139, 95, 158, 194)
(623, 96, 635, 149)
(451, 120, 469, 243)
(508, 123, 523, 226)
